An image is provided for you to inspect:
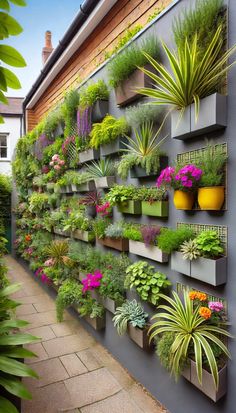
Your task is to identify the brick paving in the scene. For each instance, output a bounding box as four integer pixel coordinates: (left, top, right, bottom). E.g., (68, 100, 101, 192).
(6, 255, 168, 413)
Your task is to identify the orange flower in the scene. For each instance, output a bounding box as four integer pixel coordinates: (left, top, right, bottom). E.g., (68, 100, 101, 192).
(199, 307, 212, 319)
(25, 234, 31, 242)
(196, 292, 207, 302)
(189, 291, 197, 300)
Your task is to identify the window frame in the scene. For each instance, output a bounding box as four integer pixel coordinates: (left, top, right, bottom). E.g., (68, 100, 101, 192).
(0, 133, 10, 161)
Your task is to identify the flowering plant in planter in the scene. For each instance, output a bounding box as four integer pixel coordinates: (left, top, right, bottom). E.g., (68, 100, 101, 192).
(49, 154, 65, 172)
(96, 201, 112, 217)
(81, 271, 103, 293)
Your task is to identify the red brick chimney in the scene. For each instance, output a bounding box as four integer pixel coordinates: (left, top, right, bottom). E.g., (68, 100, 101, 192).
(42, 31, 53, 65)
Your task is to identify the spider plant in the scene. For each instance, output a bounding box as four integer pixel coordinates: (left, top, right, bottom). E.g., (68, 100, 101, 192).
(118, 121, 167, 179)
(79, 191, 102, 206)
(85, 158, 116, 178)
(149, 290, 232, 390)
(44, 240, 72, 267)
(137, 26, 236, 121)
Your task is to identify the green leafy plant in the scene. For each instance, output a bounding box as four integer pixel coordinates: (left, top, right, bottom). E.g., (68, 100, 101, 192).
(79, 80, 109, 107)
(108, 35, 160, 88)
(113, 299, 148, 335)
(149, 290, 231, 389)
(86, 158, 115, 178)
(125, 103, 163, 128)
(195, 230, 224, 258)
(29, 192, 49, 213)
(138, 26, 236, 120)
(56, 279, 83, 322)
(61, 89, 80, 136)
(90, 115, 129, 149)
(157, 227, 194, 254)
(44, 240, 73, 267)
(55, 171, 92, 189)
(106, 185, 138, 205)
(99, 254, 130, 301)
(43, 106, 63, 138)
(118, 121, 166, 179)
(123, 223, 142, 242)
(197, 143, 227, 187)
(63, 212, 92, 233)
(104, 24, 143, 60)
(125, 261, 171, 305)
(92, 217, 110, 239)
(180, 239, 201, 261)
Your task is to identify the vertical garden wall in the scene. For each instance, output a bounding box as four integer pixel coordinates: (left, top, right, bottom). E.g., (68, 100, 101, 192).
(13, 1, 236, 412)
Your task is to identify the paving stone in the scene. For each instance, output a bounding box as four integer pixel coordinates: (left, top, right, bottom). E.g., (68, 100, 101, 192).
(60, 354, 88, 376)
(43, 334, 94, 357)
(17, 293, 51, 304)
(24, 342, 49, 364)
(128, 383, 167, 413)
(50, 320, 80, 337)
(28, 358, 69, 387)
(16, 303, 38, 315)
(22, 310, 72, 329)
(26, 325, 56, 342)
(64, 367, 122, 407)
(34, 300, 56, 312)
(81, 390, 143, 413)
(77, 349, 104, 371)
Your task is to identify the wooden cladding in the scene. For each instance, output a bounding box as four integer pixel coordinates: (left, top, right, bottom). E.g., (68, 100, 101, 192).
(27, 0, 173, 131)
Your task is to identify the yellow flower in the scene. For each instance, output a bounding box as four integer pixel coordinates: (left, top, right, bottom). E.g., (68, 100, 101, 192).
(189, 291, 197, 300)
(199, 307, 212, 319)
(196, 292, 207, 302)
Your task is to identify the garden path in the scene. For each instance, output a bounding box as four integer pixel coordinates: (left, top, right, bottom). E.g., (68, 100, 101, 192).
(6, 255, 168, 413)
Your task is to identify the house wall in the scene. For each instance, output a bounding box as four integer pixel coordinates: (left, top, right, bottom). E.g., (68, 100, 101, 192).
(0, 116, 22, 174)
(26, 0, 173, 130)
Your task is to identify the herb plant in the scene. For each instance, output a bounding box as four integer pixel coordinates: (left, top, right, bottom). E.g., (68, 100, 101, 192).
(113, 299, 148, 335)
(56, 279, 83, 322)
(195, 231, 224, 258)
(157, 227, 194, 254)
(105, 222, 125, 239)
(125, 103, 163, 128)
(86, 158, 115, 178)
(90, 115, 129, 149)
(79, 80, 109, 107)
(197, 143, 227, 187)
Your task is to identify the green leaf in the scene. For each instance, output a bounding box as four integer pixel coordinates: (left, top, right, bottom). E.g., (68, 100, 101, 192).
(9, 0, 26, 5)
(0, 90, 8, 104)
(0, 0, 10, 12)
(0, 375, 32, 399)
(0, 115, 4, 123)
(0, 67, 21, 89)
(0, 44, 26, 67)
(0, 356, 38, 378)
(0, 12, 23, 36)
(0, 396, 18, 413)
(0, 333, 39, 346)
(1, 347, 37, 359)
(0, 68, 7, 90)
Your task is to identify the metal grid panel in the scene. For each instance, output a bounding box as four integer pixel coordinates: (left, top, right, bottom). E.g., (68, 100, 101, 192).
(177, 222, 228, 254)
(177, 143, 227, 164)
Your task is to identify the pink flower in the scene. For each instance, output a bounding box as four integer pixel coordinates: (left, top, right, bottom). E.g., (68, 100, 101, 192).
(157, 167, 175, 188)
(81, 271, 103, 293)
(59, 159, 65, 166)
(52, 154, 60, 161)
(208, 301, 224, 312)
(54, 164, 61, 170)
(49, 161, 54, 166)
(41, 273, 51, 284)
(44, 258, 55, 267)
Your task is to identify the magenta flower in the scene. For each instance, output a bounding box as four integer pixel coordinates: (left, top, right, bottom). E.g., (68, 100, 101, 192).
(96, 202, 111, 216)
(81, 270, 103, 293)
(208, 301, 224, 312)
(157, 166, 175, 188)
(44, 258, 55, 267)
(41, 273, 51, 284)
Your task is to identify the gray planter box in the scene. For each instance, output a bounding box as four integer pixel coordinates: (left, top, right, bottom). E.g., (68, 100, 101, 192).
(190, 256, 227, 286)
(92, 100, 109, 122)
(100, 137, 127, 157)
(54, 228, 71, 237)
(66, 185, 73, 193)
(84, 314, 106, 331)
(130, 156, 168, 178)
(184, 360, 227, 402)
(72, 229, 95, 243)
(71, 184, 81, 192)
(77, 180, 96, 192)
(53, 122, 64, 137)
(172, 93, 227, 140)
(171, 251, 191, 276)
(95, 176, 116, 189)
(129, 240, 168, 263)
(56, 185, 67, 194)
(79, 148, 100, 163)
(127, 324, 150, 350)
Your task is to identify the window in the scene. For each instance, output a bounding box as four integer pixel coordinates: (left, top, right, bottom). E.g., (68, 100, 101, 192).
(0, 135, 8, 159)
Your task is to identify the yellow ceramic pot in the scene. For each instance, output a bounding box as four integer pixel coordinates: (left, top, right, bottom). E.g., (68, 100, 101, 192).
(198, 186, 225, 210)
(173, 190, 194, 210)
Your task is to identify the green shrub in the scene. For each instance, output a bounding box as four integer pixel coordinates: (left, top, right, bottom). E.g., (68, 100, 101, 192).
(61, 89, 80, 136)
(56, 279, 83, 322)
(157, 227, 194, 254)
(125, 103, 163, 128)
(29, 192, 49, 213)
(90, 115, 129, 149)
(92, 217, 110, 239)
(79, 80, 109, 107)
(123, 223, 142, 242)
(104, 24, 143, 59)
(195, 230, 224, 258)
(113, 299, 148, 335)
(108, 35, 160, 88)
(197, 143, 227, 187)
(156, 332, 176, 371)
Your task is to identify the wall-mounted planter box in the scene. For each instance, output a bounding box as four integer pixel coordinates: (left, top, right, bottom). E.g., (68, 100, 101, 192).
(86, 205, 97, 218)
(79, 148, 100, 164)
(183, 360, 227, 402)
(97, 236, 129, 252)
(127, 324, 150, 350)
(54, 228, 71, 237)
(53, 122, 64, 137)
(92, 100, 109, 122)
(130, 156, 168, 179)
(129, 240, 168, 263)
(84, 314, 106, 331)
(171, 251, 191, 276)
(115, 65, 154, 106)
(95, 176, 116, 189)
(72, 229, 95, 243)
(66, 185, 73, 193)
(171, 93, 227, 140)
(141, 201, 169, 218)
(46, 183, 54, 193)
(100, 137, 127, 157)
(190, 256, 227, 286)
(118, 200, 141, 215)
(76, 180, 96, 192)
(56, 186, 67, 194)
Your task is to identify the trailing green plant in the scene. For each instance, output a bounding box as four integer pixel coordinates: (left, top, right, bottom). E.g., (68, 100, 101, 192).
(108, 35, 160, 88)
(197, 143, 227, 187)
(90, 115, 129, 149)
(63, 212, 92, 232)
(61, 89, 80, 136)
(173, 0, 224, 57)
(118, 121, 166, 179)
(104, 24, 143, 60)
(43, 106, 63, 137)
(195, 230, 224, 258)
(125, 103, 163, 128)
(125, 261, 171, 305)
(157, 227, 194, 254)
(79, 80, 109, 108)
(138, 26, 236, 120)
(86, 158, 116, 178)
(56, 279, 83, 322)
(113, 299, 148, 335)
(29, 192, 49, 213)
(180, 239, 201, 261)
(149, 290, 231, 389)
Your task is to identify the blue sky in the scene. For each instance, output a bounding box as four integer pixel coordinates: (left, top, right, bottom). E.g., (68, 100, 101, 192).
(5, 0, 82, 97)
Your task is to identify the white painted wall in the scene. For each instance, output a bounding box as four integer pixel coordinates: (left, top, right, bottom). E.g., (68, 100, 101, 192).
(0, 116, 22, 174)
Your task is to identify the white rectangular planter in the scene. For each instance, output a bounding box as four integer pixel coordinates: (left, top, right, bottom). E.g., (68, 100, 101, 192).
(76, 180, 96, 192)
(79, 148, 100, 163)
(54, 228, 71, 237)
(72, 229, 94, 243)
(129, 240, 168, 263)
(190, 256, 227, 286)
(95, 176, 116, 189)
(171, 251, 191, 276)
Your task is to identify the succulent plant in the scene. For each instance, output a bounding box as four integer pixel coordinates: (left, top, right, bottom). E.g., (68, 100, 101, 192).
(180, 239, 201, 261)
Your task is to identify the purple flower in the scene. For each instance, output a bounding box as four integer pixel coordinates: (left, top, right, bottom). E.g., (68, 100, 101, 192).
(208, 301, 224, 312)
(141, 226, 161, 246)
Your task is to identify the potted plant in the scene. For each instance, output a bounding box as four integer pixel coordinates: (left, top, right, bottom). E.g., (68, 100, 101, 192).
(79, 191, 101, 218)
(90, 115, 129, 156)
(151, 290, 231, 401)
(197, 143, 227, 210)
(157, 164, 202, 210)
(58, 171, 95, 193)
(108, 35, 160, 106)
(124, 223, 168, 263)
(79, 147, 100, 164)
(62, 212, 95, 243)
(139, 187, 168, 217)
(157, 226, 194, 275)
(85, 158, 116, 189)
(180, 230, 227, 285)
(106, 185, 142, 214)
(117, 121, 168, 179)
(137, 27, 235, 139)
(79, 79, 109, 122)
(97, 221, 129, 252)
(125, 261, 171, 306)
(113, 300, 150, 349)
